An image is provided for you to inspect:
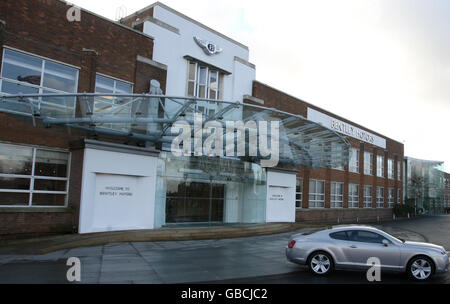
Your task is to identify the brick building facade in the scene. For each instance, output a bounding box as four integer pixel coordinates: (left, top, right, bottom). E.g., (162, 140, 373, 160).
(0, 0, 405, 239)
(247, 81, 403, 223)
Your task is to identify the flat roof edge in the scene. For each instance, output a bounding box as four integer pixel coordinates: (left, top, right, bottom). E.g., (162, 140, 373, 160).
(58, 0, 155, 40)
(253, 80, 404, 146)
(121, 1, 249, 51)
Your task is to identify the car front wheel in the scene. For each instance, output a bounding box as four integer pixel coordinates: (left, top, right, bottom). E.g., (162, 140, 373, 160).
(308, 252, 333, 275)
(408, 256, 434, 281)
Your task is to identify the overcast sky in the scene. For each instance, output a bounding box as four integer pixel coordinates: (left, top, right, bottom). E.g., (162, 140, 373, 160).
(69, 0, 450, 172)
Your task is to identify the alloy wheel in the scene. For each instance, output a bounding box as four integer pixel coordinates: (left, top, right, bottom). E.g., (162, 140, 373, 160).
(310, 253, 331, 274)
(410, 258, 432, 280)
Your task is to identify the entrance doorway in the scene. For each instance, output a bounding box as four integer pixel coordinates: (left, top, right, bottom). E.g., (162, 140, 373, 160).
(166, 180, 224, 223)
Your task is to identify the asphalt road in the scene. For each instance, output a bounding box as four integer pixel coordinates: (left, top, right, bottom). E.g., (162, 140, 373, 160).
(205, 215, 450, 284)
(0, 215, 449, 284)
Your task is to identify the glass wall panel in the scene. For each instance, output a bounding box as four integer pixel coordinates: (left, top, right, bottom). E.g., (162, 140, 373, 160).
(156, 152, 266, 226)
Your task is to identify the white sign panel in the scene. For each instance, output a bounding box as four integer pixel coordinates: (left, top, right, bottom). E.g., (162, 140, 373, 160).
(266, 171, 296, 223)
(307, 108, 386, 149)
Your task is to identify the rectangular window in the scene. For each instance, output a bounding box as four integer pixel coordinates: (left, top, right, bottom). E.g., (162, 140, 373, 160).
(388, 188, 395, 208)
(0, 142, 70, 207)
(296, 178, 303, 209)
(398, 188, 401, 204)
(377, 155, 384, 177)
(376, 187, 384, 208)
(0, 48, 79, 116)
(94, 74, 133, 131)
(331, 143, 344, 170)
(364, 185, 372, 208)
(364, 152, 373, 175)
(187, 61, 223, 100)
(397, 161, 401, 180)
(388, 159, 394, 179)
(348, 184, 359, 208)
(349, 148, 359, 173)
(309, 179, 325, 208)
(330, 182, 343, 208)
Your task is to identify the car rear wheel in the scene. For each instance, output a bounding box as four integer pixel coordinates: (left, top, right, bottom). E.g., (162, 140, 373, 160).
(408, 256, 434, 281)
(308, 251, 333, 275)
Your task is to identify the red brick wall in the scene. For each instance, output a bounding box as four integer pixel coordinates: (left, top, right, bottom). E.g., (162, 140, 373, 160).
(249, 81, 403, 221)
(0, 0, 164, 92)
(0, 0, 167, 239)
(296, 208, 393, 224)
(0, 211, 74, 240)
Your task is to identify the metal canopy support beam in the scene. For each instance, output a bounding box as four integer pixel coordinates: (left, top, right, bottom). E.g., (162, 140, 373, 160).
(0, 93, 350, 169)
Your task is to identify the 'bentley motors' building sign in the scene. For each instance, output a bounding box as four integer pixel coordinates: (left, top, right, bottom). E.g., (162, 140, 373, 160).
(307, 108, 387, 149)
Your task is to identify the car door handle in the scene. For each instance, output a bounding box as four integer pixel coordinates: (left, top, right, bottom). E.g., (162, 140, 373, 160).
(349, 245, 358, 248)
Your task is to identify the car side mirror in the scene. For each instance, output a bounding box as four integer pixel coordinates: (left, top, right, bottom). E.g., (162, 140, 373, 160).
(382, 239, 389, 247)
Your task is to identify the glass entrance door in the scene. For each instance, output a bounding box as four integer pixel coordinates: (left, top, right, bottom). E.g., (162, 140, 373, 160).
(166, 180, 224, 223)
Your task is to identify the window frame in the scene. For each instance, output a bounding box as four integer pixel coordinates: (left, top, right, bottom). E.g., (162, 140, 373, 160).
(0, 142, 71, 208)
(376, 186, 384, 208)
(397, 161, 401, 181)
(388, 187, 395, 208)
(308, 179, 325, 208)
(348, 183, 359, 208)
(330, 181, 344, 208)
(0, 48, 80, 117)
(388, 158, 394, 179)
(363, 185, 373, 208)
(377, 155, 384, 178)
(364, 152, 373, 176)
(296, 177, 303, 209)
(186, 61, 223, 101)
(349, 148, 360, 173)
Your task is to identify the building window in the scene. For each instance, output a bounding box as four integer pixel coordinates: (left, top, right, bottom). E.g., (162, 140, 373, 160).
(94, 74, 133, 131)
(349, 148, 359, 173)
(330, 182, 343, 208)
(377, 155, 384, 177)
(397, 161, 401, 180)
(331, 143, 344, 170)
(0, 142, 70, 207)
(296, 178, 303, 209)
(348, 184, 359, 208)
(187, 61, 223, 100)
(376, 187, 384, 208)
(0, 48, 79, 115)
(309, 179, 325, 208)
(388, 188, 395, 208)
(364, 152, 373, 175)
(388, 159, 394, 179)
(364, 185, 372, 208)
(398, 188, 401, 204)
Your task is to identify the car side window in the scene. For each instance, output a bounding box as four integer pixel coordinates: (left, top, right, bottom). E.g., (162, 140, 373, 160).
(329, 231, 350, 240)
(351, 230, 385, 244)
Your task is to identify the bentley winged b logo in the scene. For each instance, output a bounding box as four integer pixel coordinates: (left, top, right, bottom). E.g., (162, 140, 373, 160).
(194, 36, 223, 56)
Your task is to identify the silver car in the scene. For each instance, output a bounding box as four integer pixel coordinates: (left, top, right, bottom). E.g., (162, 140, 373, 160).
(286, 225, 449, 281)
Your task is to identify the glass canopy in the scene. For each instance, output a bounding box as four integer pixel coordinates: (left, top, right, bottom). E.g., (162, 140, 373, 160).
(0, 93, 351, 169)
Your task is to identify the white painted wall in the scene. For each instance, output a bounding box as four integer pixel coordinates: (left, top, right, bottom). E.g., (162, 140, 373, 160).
(143, 4, 255, 103)
(265, 170, 296, 222)
(78, 148, 158, 233)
